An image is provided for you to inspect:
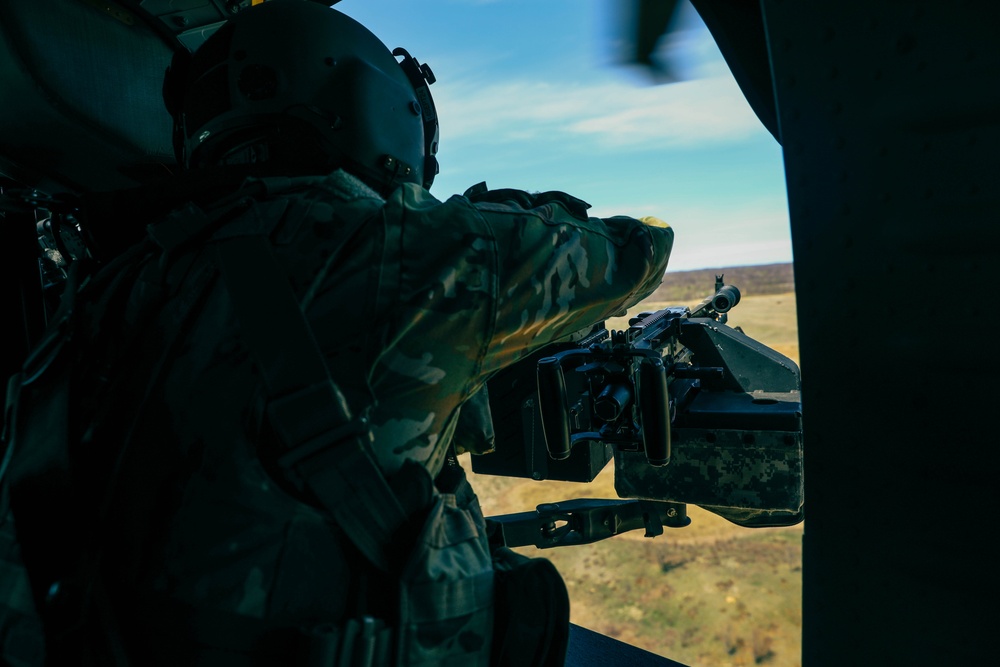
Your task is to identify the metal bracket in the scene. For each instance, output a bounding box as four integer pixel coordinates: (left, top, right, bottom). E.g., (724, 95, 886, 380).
(487, 498, 690, 549)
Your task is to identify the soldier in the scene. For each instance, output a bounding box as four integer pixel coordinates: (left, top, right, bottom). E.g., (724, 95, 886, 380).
(0, 1, 673, 665)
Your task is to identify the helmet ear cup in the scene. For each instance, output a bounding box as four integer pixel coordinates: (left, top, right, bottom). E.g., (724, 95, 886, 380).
(424, 155, 439, 191)
(162, 51, 189, 119)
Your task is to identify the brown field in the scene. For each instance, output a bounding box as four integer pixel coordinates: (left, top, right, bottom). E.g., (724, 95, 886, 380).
(649, 263, 796, 304)
(469, 264, 803, 667)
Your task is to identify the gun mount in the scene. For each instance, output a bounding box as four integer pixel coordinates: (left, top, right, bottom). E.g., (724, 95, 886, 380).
(475, 279, 803, 543)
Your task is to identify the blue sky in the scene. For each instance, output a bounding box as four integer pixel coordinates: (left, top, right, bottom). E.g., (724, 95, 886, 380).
(335, 0, 792, 271)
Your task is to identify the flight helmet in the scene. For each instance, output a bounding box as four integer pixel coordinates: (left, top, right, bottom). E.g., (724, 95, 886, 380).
(163, 0, 439, 193)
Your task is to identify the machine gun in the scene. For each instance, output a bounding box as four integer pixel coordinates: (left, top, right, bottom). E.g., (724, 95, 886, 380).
(474, 278, 804, 549)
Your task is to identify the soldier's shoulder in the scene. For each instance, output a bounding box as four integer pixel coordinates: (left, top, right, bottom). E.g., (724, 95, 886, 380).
(249, 169, 385, 205)
(388, 182, 486, 224)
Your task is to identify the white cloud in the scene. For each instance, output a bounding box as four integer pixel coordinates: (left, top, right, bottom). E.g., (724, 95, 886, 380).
(567, 78, 759, 146)
(432, 72, 762, 151)
(419, 1, 765, 152)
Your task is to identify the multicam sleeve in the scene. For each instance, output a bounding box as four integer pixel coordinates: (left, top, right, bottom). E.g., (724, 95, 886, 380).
(472, 193, 674, 372)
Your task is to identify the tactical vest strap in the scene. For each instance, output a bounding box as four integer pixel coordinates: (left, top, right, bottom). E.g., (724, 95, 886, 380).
(144, 181, 409, 571)
(206, 203, 407, 573)
(0, 373, 23, 521)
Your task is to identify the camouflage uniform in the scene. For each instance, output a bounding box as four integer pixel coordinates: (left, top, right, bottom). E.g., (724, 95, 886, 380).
(0, 169, 672, 664)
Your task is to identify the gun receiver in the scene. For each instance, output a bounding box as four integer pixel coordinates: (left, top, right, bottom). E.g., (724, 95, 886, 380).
(474, 280, 804, 531)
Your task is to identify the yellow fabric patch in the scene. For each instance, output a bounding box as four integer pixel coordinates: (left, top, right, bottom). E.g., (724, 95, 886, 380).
(639, 216, 670, 229)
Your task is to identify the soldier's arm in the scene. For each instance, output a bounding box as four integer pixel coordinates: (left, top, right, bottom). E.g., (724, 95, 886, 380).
(470, 190, 673, 371)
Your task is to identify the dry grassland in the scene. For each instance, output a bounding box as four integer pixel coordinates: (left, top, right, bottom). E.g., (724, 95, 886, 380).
(469, 264, 803, 667)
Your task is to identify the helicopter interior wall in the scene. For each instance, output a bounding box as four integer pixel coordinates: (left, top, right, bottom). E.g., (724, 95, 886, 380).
(0, 0, 176, 194)
(760, 1, 1000, 664)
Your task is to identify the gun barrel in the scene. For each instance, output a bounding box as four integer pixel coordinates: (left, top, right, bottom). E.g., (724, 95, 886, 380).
(594, 382, 632, 421)
(710, 284, 741, 313)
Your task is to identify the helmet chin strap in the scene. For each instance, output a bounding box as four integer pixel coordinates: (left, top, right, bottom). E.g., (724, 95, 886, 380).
(392, 48, 439, 190)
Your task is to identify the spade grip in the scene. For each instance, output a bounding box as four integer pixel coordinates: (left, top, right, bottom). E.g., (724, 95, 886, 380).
(639, 357, 671, 466)
(537, 356, 572, 460)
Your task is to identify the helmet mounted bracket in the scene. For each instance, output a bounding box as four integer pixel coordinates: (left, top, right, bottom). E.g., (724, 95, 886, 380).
(392, 48, 439, 190)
